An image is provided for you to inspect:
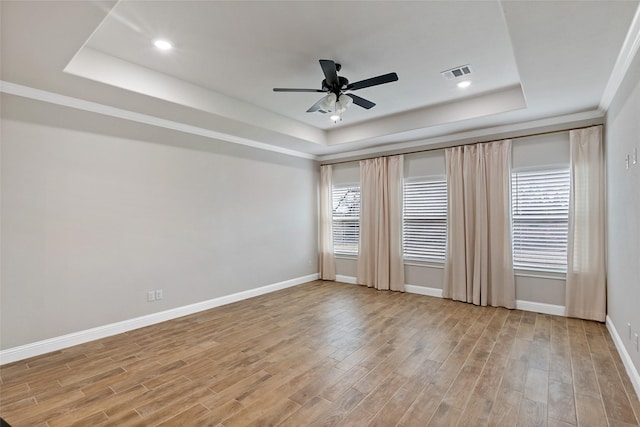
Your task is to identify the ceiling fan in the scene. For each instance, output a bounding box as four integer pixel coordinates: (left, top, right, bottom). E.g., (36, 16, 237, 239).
(273, 59, 398, 118)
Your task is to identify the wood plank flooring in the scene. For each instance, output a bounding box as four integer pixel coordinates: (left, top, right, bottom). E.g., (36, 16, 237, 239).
(1, 281, 638, 426)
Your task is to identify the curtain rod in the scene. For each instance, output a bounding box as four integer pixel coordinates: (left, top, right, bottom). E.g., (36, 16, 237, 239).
(319, 123, 602, 166)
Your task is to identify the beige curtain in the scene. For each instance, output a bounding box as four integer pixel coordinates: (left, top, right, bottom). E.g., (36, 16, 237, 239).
(443, 140, 515, 308)
(357, 156, 404, 291)
(565, 126, 606, 322)
(319, 165, 336, 280)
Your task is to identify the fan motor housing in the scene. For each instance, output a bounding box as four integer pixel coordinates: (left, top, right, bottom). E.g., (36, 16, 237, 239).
(322, 76, 350, 93)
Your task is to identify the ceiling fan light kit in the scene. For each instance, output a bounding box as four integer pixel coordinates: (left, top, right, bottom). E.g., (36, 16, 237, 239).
(319, 93, 337, 112)
(337, 94, 353, 112)
(320, 93, 353, 113)
(273, 59, 398, 122)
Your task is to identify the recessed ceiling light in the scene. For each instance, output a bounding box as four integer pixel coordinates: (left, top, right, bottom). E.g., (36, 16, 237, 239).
(457, 81, 471, 88)
(153, 39, 172, 50)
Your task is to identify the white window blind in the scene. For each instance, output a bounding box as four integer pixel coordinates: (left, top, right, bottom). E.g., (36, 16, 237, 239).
(403, 178, 447, 261)
(511, 168, 570, 271)
(332, 185, 360, 255)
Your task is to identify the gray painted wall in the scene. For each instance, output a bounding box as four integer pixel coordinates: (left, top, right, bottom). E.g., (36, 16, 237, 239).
(331, 133, 570, 306)
(605, 50, 640, 374)
(0, 94, 319, 349)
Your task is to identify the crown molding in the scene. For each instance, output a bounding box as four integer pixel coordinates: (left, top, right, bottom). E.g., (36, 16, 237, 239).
(317, 109, 604, 163)
(0, 81, 318, 161)
(599, 3, 640, 111)
(1, 80, 609, 164)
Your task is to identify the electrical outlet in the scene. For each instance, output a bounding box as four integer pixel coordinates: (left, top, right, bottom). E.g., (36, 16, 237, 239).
(147, 291, 156, 302)
(628, 323, 632, 339)
(155, 289, 163, 300)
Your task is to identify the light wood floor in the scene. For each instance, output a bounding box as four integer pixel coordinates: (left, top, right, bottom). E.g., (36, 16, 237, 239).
(1, 281, 639, 426)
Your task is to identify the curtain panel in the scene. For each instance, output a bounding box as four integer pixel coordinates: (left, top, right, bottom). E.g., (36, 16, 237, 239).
(319, 165, 336, 280)
(565, 125, 606, 322)
(357, 156, 404, 291)
(443, 140, 515, 308)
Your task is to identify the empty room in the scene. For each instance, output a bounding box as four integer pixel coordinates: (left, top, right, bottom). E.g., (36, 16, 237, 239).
(1, 1, 639, 426)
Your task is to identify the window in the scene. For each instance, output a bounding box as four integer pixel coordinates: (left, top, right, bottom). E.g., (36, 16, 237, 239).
(511, 168, 570, 272)
(403, 177, 447, 261)
(332, 185, 360, 255)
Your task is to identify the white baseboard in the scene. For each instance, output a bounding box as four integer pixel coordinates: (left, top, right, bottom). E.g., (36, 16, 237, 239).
(336, 275, 357, 284)
(335, 277, 444, 298)
(0, 273, 319, 365)
(405, 286, 565, 316)
(404, 284, 444, 298)
(606, 316, 640, 398)
(335, 278, 566, 317)
(515, 300, 566, 317)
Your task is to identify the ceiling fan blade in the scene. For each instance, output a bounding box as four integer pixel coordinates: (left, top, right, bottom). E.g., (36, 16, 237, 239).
(273, 88, 325, 93)
(306, 97, 329, 113)
(346, 72, 398, 91)
(319, 59, 339, 87)
(348, 94, 376, 110)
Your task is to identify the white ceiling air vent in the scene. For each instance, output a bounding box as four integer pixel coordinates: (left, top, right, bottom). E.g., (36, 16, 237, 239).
(441, 64, 473, 80)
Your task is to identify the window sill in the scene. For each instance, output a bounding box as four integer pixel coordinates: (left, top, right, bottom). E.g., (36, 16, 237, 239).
(335, 253, 357, 260)
(514, 268, 566, 280)
(336, 256, 566, 279)
(403, 259, 445, 269)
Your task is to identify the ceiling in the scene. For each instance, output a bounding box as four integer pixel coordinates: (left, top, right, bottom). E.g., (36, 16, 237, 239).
(1, 1, 639, 159)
